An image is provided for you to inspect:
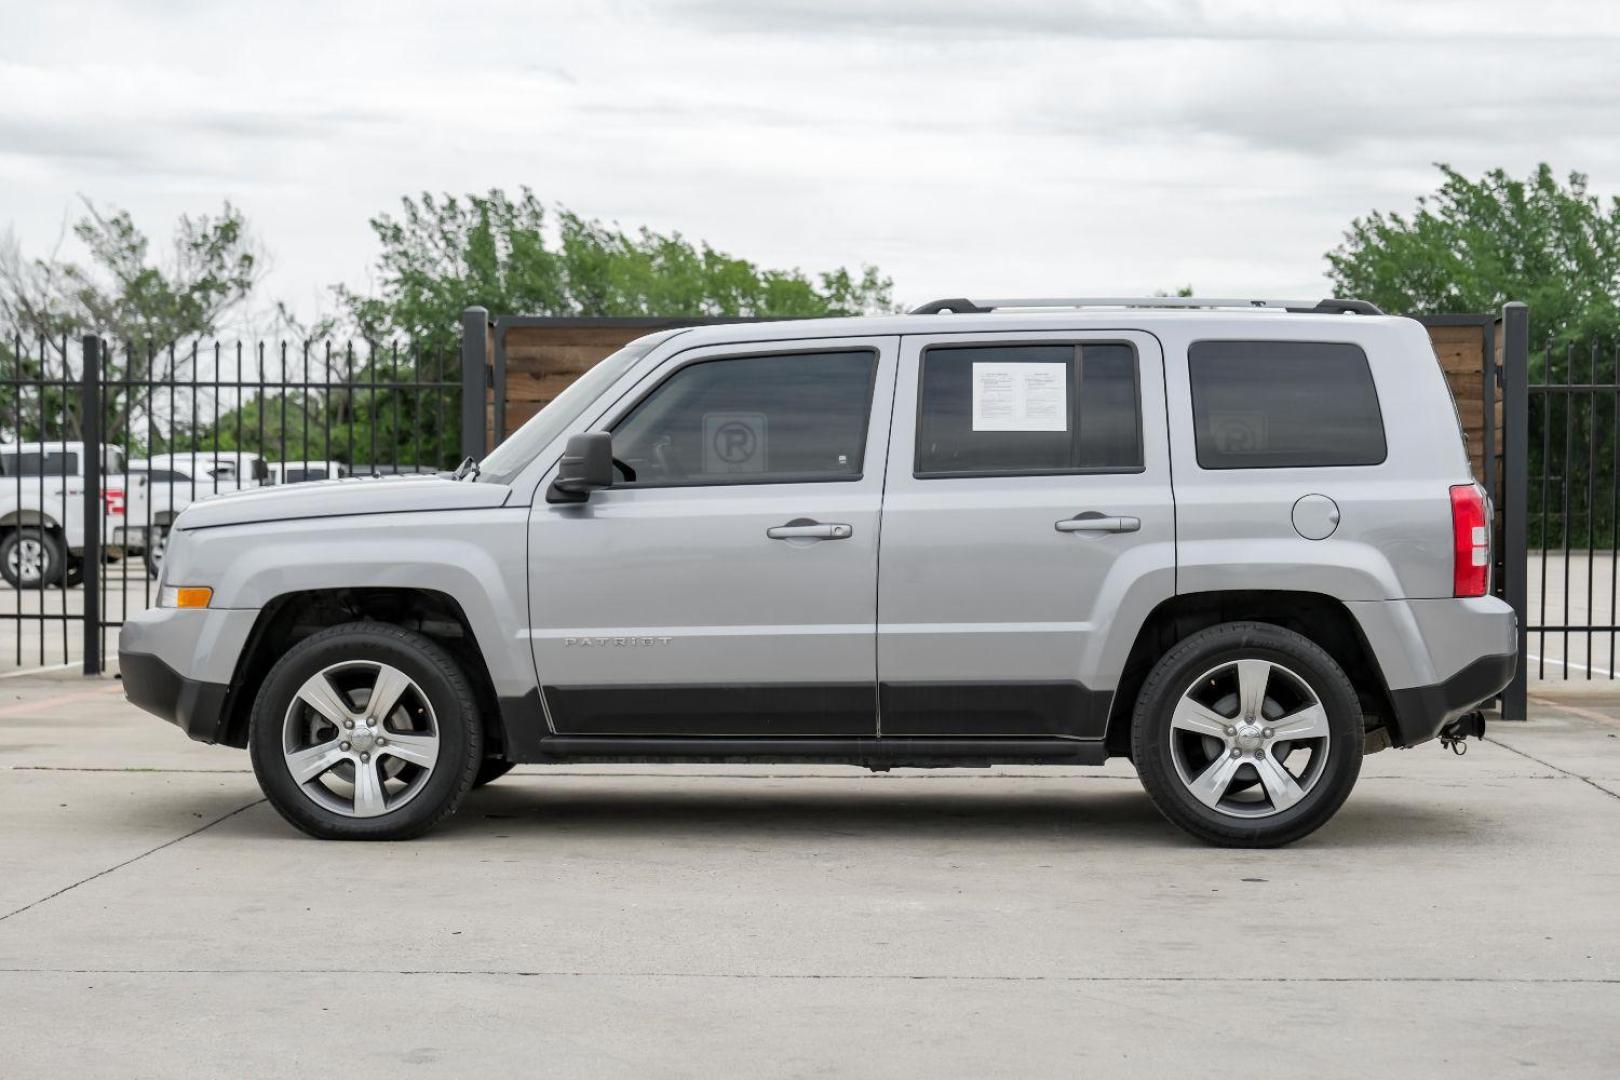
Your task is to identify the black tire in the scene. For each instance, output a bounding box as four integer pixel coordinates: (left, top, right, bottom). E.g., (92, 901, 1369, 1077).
(1130, 621, 1364, 848)
(472, 759, 515, 788)
(144, 525, 169, 580)
(248, 622, 483, 840)
(64, 558, 84, 588)
(0, 527, 65, 588)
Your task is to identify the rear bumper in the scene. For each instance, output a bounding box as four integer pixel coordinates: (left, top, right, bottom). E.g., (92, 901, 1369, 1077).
(1387, 650, 1517, 747)
(119, 649, 231, 744)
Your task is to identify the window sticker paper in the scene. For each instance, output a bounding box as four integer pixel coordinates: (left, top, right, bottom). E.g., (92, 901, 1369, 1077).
(971, 362, 1068, 432)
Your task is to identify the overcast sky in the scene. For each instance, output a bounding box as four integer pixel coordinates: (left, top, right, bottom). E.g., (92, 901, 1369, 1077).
(3, 0, 1619, 323)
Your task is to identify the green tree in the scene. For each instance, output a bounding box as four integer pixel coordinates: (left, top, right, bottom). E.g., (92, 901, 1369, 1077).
(1326, 164, 1620, 346)
(204, 345, 458, 470)
(0, 200, 260, 444)
(339, 188, 894, 358)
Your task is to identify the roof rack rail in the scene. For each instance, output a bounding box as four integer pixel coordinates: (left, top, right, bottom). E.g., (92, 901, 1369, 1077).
(908, 297, 1385, 316)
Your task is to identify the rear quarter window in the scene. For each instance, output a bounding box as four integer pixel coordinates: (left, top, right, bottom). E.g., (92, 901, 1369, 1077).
(1188, 340, 1386, 469)
(0, 452, 79, 476)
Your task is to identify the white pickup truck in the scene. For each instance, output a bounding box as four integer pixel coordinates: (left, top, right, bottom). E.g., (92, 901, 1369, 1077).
(0, 441, 132, 587)
(265, 460, 348, 485)
(128, 452, 269, 576)
(0, 444, 270, 587)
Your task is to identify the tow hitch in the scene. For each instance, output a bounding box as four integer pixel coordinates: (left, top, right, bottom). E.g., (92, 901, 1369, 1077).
(1438, 711, 1487, 755)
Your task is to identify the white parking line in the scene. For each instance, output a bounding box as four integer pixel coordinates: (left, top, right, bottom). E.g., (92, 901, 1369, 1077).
(0, 661, 79, 680)
(1527, 653, 1617, 679)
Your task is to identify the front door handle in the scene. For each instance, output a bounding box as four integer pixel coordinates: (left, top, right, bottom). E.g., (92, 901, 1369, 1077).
(1055, 513, 1141, 534)
(767, 521, 853, 541)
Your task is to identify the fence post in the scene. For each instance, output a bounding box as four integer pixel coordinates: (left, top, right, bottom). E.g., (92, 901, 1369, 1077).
(459, 307, 489, 463)
(80, 335, 102, 675)
(1500, 302, 1529, 720)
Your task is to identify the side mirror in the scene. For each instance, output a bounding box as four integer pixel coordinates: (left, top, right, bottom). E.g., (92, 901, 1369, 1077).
(547, 432, 615, 503)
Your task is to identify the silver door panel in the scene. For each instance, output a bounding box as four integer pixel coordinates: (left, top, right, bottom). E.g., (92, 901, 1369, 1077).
(877, 330, 1175, 734)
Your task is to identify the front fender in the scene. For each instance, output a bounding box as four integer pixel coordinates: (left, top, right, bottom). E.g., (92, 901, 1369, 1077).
(177, 508, 534, 698)
(0, 509, 62, 530)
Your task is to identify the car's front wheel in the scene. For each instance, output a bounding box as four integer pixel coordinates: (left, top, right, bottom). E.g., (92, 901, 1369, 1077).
(1130, 621, 1364, 847)
(249, 623, 483, 840)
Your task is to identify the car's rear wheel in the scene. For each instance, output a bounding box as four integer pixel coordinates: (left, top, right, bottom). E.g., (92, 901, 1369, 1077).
(249, 623, 482, 840)
(1, 527, 65, 588)
(1130, 621, 1363, 847)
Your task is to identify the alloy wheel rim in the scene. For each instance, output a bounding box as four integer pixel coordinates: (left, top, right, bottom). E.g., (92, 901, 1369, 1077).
(1168, 658, 1332, 819)
(8, 538, 46, 583)
(280, 660, 440, 818)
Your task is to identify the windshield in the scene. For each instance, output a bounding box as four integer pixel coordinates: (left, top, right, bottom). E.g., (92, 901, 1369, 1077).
(476, 333, 677, 484)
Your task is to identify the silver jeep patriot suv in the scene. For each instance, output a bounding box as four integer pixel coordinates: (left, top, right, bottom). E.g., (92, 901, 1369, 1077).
(118, 297, 1517, 846)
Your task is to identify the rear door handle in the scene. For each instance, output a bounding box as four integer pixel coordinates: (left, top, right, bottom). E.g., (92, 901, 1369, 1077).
(767, 521, 853, 540)
(1055, 514, 1140, 534)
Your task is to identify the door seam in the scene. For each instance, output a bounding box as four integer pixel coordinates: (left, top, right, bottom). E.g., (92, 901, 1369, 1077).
(873, 336, 904, 738)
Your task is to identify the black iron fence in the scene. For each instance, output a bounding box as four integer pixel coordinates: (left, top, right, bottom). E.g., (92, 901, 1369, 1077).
(1, 335, 86, 670)
(0, 305, 1592, 722)
(1, 332, 468, 673)
(1522, 327, 1620, 680)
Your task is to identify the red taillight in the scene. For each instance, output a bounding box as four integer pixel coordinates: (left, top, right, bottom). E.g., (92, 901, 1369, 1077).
(1450, 484, 1488, 597)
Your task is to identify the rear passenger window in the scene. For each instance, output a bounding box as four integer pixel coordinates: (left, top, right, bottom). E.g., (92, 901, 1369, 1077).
(915, 344, 1142, 477)
(1188, 341, 1386, 469)
(0, 452, 78, 476)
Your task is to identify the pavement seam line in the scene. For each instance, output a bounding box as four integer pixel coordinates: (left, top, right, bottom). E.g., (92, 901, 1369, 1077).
(0, 765, 1553, 785)
(0, 968, 1615, 985)
(1483, 736, 1620, 803)
(0, 798, 265, 925)
(9, 766, 255, 774)
(4, 766, 1145, 780)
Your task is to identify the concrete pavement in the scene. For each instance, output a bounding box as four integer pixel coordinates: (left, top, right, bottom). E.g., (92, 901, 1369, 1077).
(1, 675, 1618, 1078)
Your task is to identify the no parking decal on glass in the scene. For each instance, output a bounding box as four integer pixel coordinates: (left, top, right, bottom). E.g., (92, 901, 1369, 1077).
(702, 412, 768, 473)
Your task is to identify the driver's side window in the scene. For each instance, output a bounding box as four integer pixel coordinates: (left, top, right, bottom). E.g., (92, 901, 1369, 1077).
(610, 350, 877, 487)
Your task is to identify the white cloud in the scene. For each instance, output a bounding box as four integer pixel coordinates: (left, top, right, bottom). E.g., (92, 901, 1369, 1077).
(1, 0, 1618, 321)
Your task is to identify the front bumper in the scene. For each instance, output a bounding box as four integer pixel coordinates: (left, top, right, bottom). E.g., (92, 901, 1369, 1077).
(1387, 650, 1517, 747)
(117, 604, 259, 745)
(119, 649, 232, 743)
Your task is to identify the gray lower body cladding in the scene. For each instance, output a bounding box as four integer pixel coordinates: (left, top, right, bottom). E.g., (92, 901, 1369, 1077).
(119, 650, 233, 744)
(121, 657, 1516, 762)
(538, 681, 1113, 739)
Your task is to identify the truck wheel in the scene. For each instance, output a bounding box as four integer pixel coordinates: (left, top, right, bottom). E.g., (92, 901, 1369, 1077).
(472, 759, 515, 788)
(64, 558, 84, 588)
(144, 526, 169, 579)
(1, 528, 65, 588)
(1130, 621, 1364, 848)
(248, 623, 483, 840)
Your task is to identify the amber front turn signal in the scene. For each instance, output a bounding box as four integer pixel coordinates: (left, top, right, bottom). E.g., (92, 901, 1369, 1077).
(159, 585, 213, 609)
